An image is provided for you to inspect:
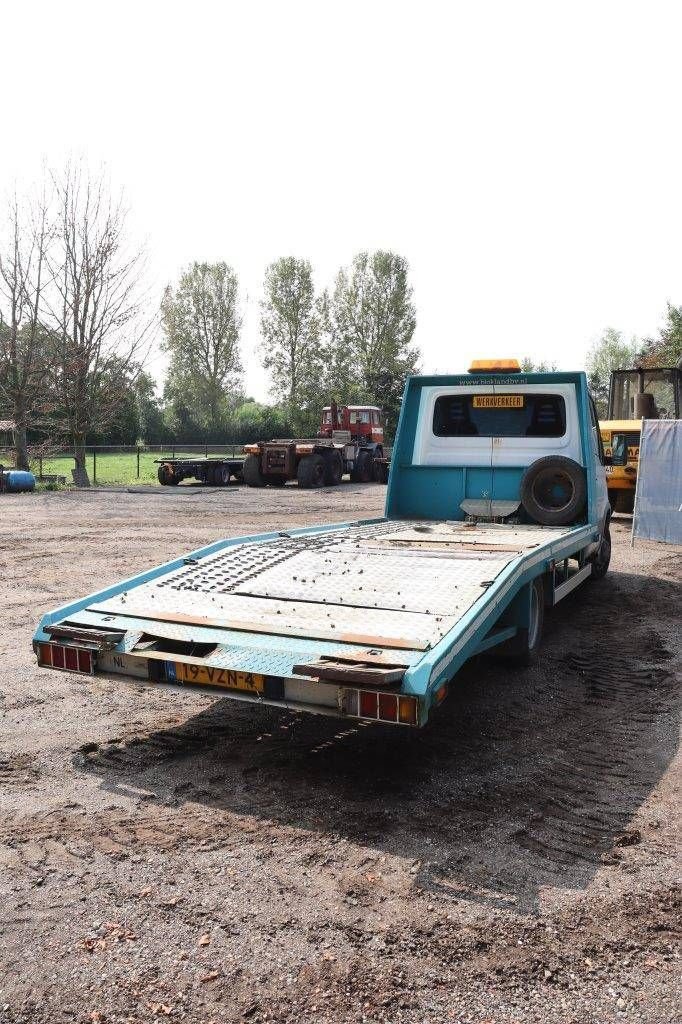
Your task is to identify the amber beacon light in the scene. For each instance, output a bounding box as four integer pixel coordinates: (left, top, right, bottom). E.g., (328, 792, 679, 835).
(468, 359, 521, 373)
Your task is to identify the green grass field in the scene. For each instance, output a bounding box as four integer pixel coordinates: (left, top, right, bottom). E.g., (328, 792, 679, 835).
(30, 450, 241, 486)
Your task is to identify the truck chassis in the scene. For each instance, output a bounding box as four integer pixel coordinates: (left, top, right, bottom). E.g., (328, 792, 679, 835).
(156, 457, 244, 487)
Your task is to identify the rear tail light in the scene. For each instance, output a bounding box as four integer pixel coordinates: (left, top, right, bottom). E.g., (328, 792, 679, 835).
(378, 693, 397, 721)
(398, 695, 419, 726)
(345, 688, 418, 726)
(359, 689, 378, 718)
(37, 642, 93, 675)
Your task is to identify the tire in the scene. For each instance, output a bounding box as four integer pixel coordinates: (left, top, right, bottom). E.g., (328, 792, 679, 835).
(204, 465, 216, 486)
(216, 464, 232, 486)
(614, 490, 634, 515)
(590, 521, 611, 580)
(264, 474, 286, 487)
(323, 451, 343, 486)
(500, 577, 545, 667)
(157, 464, 177, 486)
(242, 454, 267, 487)
(350, 449, 373, 483)
(520, 456, 586, 527)
(297, 454, 326, 488)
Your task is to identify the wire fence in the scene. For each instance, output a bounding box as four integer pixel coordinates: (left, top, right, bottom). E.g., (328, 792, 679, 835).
(0, 444, 245, 486)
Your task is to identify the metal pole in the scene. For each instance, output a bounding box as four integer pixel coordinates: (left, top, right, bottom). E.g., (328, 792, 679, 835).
(137, 446, 140, 479)
(93, 448, 97, 485)
(39, 455, 43, 479)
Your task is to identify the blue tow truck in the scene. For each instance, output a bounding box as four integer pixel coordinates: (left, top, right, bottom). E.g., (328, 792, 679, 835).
(33, 361, 611, 728)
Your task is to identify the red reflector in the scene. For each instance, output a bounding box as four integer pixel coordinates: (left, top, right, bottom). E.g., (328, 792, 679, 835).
(38, 643, 52, 666)
(359, 690, 378, 718)
(77, 649, 93, 673)
(378, 693, 398, 721)
(64, 647, 78, 671)
(52, 645, 65, 669)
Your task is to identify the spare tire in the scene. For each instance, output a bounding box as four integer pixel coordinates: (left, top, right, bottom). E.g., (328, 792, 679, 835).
(520, 456, 586, 526)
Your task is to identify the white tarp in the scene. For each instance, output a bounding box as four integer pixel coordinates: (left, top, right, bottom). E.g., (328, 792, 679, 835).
(632, 419, 682, 544)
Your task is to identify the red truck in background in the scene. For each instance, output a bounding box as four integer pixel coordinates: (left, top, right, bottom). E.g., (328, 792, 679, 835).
(242, 400, 389, 488)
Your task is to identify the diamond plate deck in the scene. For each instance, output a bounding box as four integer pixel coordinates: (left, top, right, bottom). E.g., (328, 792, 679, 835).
(87, 520, 575, 651)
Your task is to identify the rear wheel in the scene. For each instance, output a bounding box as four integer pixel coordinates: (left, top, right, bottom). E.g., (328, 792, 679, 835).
(216, 464, 232, 486)
(350, 449, 373, 483)
(590, 521, 611, 580)
(242, 454, 267, 487)
(297, 454, 326, 488)
(157, 464, 177, 486)
(323, 450, 343, 486)
(204, 466, 216, 486)
(500, 577, 544, 667)
(264, 474, 286, 487)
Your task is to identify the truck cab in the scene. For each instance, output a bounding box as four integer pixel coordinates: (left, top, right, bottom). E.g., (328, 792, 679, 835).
(320, 404, 384, 446)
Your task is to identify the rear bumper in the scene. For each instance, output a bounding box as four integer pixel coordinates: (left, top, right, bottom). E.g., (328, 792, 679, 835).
(34, 642, 424, 727)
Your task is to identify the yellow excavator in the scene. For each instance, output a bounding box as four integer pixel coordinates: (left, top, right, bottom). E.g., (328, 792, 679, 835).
(600, 366, 681, 513)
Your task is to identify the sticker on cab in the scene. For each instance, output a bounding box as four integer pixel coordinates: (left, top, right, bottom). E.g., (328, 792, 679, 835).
(472, 395, 525, 409)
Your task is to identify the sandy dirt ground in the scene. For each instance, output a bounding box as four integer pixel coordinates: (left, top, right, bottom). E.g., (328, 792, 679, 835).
(0, 483, 680, 1024)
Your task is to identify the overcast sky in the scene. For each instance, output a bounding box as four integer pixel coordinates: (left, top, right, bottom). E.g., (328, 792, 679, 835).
(2, 0, 681, 400)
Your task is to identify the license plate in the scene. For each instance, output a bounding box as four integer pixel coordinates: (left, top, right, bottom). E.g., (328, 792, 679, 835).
(166, 662, 264, 693)
(472, 395, 524, 409)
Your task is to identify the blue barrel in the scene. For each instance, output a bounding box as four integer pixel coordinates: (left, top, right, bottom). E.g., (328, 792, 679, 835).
(2, 470, 36, 492)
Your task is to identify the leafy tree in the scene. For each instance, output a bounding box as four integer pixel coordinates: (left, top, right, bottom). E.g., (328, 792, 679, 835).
(162, 262, 242, 433)
(639, 303, 682, 368)
(231, 400, 294, 443)
(0, 191, 52, 469)
(520, 358, 558, 372)
(45, 165, 152, 484)
(326, 251, 419, 437)
(586, 328, 641, 416)
(260, 258, 323, 432)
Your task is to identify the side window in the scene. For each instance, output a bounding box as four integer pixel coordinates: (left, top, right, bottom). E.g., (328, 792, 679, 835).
(371, 411, 379, 425)
(589, 396, 605, 465)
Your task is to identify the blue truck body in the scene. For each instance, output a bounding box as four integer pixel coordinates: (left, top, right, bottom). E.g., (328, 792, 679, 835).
(33, 369, 610, 728)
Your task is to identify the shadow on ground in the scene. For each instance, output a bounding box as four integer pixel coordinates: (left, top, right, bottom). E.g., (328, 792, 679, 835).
(79, 567, 681, 914)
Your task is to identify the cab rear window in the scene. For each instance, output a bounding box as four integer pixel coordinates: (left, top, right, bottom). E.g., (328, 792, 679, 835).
(433, 393, 566, 438)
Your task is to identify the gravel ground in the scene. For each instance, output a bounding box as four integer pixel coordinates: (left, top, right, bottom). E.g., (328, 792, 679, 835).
(0, 483, 680, 1024)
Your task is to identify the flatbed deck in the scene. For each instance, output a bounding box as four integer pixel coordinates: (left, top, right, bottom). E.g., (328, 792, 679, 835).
(34, 516, 595, 725)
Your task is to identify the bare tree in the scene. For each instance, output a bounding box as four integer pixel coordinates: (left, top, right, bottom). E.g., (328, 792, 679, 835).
(45, 165, 151, 484)
(0, 189, 51, 470)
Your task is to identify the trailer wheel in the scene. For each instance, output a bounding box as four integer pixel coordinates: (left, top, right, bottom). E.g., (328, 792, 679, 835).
(204, 466, 216, 486)
(520, 457, 586, 526)
(242, 454, 267, 487)
(216, 465, 232, 486)
(323, 450, 343, 486)
(157, 463, 177, 486)
(500, 577, 544, 667)
(350, 449, 373, 483)
(297, 454, 326, 488)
